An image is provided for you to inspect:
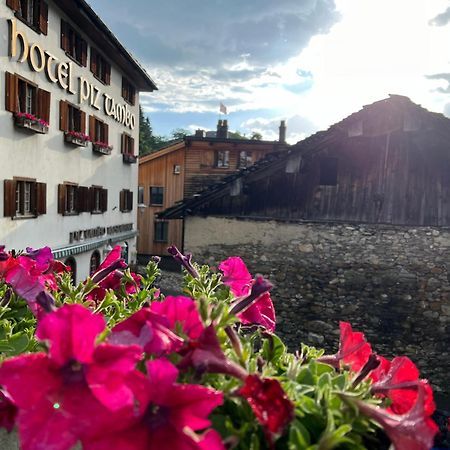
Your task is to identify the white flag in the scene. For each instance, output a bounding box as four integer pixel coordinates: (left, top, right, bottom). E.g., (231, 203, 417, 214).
(220, 103, 227, 114)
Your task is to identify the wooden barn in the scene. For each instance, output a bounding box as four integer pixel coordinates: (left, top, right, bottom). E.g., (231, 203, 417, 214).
(137, 120, 289, 257)
(161, 95, 450, 227)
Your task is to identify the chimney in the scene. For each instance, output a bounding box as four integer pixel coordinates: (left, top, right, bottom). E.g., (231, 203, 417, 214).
(216, 119, 228, 139)
(195, 129, 205, 138)
(222, 119, 229, 138)
(279, 120, 286, 143)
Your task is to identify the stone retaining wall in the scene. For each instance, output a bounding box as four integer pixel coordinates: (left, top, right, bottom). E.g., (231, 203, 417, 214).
(185, 216, 450, 391)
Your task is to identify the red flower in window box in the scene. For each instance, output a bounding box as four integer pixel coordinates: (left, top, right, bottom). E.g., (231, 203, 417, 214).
(64, 131, 91, 147)
(93, 141, 113, 155)
(123, 153, 138, 164)
(14, 112, 49, 134)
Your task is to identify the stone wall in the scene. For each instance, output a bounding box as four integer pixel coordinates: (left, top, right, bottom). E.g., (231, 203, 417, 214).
(185, 216, 450, 391)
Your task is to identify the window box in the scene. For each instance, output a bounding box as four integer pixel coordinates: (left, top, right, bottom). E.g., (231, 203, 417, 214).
(64, 131, 90, 147)
(123, 153, 137, 164)
(14, 113, 48, 134)
(92, 142, 113, 155)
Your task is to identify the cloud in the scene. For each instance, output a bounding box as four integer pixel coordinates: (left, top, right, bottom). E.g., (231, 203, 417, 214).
(429, 6, 450, 26)
(444, 103, 450, 117)
(426, 73, 450, 93)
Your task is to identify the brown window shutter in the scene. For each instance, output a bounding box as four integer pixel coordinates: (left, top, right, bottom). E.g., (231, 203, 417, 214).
(6, 0, 19, 11)
(88, 187, 95, 212)
(104, 123, 109, 144)
(89, 115, 96, 141)
(105, 63, 111, 85)
(119, 190, 125, 212)
(30, 182, 37, 216)
(39, 1, 48, 35)
(36, 183, 47, 215)
(60, 20, 68, 52)
(78, 186, 89, 212)
(121, 78, 126, 98)
(130, 86, 136, 106)
(121, 134, 125, 154)
(59, 100, 68, 131)
(128, 191, 133, 211)
(73, 186, 81, 215)
(3, 180, 16, 218)
(100, 189, 108, 212)
(130, 137, 135, 155)
(80, 110, 86, 134)
(57, 184, 66, 215)
(5, 72, 18, 113)
(90, 48, 97, 74)
(38, 88, 51, 124)
(81, 39, 88, 67)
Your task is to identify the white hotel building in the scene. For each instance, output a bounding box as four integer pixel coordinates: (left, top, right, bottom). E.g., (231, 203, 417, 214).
(0, 0, 157, 281)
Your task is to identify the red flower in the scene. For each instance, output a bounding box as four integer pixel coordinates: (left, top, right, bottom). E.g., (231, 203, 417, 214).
(0, 389, 17, 432)
(371, 356, 435, 415)
(368, 355, 391, 383)
(239, 375, 294, 437)
(220, 257, 276, 332)
(355, 383, 438, 450)
(84, 359, 225, 450)
(0, 305, 142, 450)
(318, 322, 372, 372)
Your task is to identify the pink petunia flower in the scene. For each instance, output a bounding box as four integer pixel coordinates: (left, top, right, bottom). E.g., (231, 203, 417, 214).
(83, 359, 225, 450)
(0, 305, 142, 450)
(318, 322, 372, 372)
(219, 257, 276, 332)
(354, 383, 438, 450)
(0, 389, 17, 433)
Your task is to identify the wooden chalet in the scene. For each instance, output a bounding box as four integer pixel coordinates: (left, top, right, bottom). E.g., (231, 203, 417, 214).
(161, 95, 450, 227)
(137, 120, 289, 257)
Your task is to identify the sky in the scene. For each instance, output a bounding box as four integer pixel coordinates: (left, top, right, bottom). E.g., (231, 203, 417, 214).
(88, 0, 450, 143)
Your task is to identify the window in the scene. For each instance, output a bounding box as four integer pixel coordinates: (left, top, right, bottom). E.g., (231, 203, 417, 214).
(239, 151, 253, 169)
(7, 0, 48, 34)
(4, 178, 46, 218)
(149, 187, 164, 206)
(65, 257, 77, 283)
(90, 48, 111, 85)
(154, 221, 168, 243)
(215, 150, 230, 168)
(122, 78, 136, 105)
(319, 157, 338, 186)
(59, 101, 86, 133)
(5, 73, 51, 124)
(90, 186, 107, 214)
(121, 134, 136, 163)
(61, 20, 87, 66)
(89, 251, 101, 275)
(138, 186, 144, 205)
(173, 165, 181, 174)
(119, 189, 133, 212)
(57, 184, 90, 215)
(89, 116, 109, 145)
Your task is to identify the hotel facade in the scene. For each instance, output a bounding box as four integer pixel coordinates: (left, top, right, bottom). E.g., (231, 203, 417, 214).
(0, 0, 156, 281)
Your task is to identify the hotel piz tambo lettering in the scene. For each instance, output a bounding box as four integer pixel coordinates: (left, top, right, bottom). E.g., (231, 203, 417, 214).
(8, 18, 136, 130)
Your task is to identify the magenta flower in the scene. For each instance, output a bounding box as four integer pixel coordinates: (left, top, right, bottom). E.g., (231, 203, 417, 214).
(220, 257, 276, 332)
(354, 383, 438, 450)
(0, 305, 142, 450)
(84, 359, 225, 450)
(0, 389, 17, 432)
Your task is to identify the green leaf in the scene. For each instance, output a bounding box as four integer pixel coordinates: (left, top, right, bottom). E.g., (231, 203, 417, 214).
(262, 334, 286, 364)
(289, 421, 311, 449)
(8, 333, 30, 355)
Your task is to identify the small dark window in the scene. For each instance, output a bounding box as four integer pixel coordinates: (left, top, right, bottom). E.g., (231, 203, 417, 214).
(4, 178, 46, 219)
(61, 21, 87, 66)
(65, 256, 77, 283)
(150, 187, 164, 206)
(89, 116, 109, 145)
(215, 150, 230, 168)
(89, 251, 101, 275)
(319, 157, 338, 186)
(154, 221, 168, 243)
(120, 189, 133, 212)
(90, 186, 107, 214)
(138, 186, 144, 205)
(239, 151, 252, 168)
(17, 78, 37, 115)
(173, 164, 181, 174)
(8, 0, 48, 34)
(90, 48, 111, 85)
(58, 184, 90, 215)
(122, 78, 136, 105)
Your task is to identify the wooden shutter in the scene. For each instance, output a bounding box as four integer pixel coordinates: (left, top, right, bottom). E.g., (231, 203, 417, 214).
(119, 190, 125, 212)
(57, 184, 66, 215)
(90, 48, 97, 74)
(127, 191, 133, 211)
(81, 39, 88, 67)
(104, 63, 111, 85)
(6, 0, 19, 11)
(88, 187, 95, 212)
(37, 88, 51, 124)
(121, 78, 126, 99)
(59, 100, 68, 131)
(104, 123, 109, 144)
(130, 86, 136, 106)
(30, 182, 37, 216)
(39, 1, 48, 35)
(5, 72, 18, 113)
(100, 189, 108, 212)
(78, 186, 89, 212)
(60, 20, 68, 52)
(80, 110, 86, 134)
(36, 183, 46, 215)
(89, 115, 96, 141)
(120, 134, 125, 154)
(130, 137, 135, 156)
(4, 180, 16, 218)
